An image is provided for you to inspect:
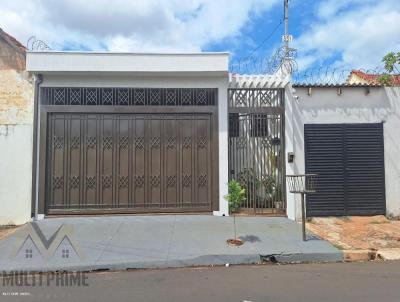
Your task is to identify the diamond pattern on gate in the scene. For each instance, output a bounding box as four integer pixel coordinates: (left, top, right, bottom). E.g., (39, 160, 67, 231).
(119, 136, 129, 149)
(150, 89, 161, 105)
(166, 176, 176, 187)
(86, 89, 97, 105)
(151, 137, 160, 149)
(235, 90, 247, 106)
(197, 137, 207, 149)
(182, 175, 192, 187)
(102, 175, 112, 189)
(198, 174, 207, 187)
(166, 137, 176, 149)
(262, 139, 270, 149)
(258, 90, 272, 106)
(181, 89, 192, 105)
(196, 89, 207, 105)
(86, 137, 96, 149)
(166, 90, 176, 105)
(183, 137, 192, 149)
(117, 89, 129, 105)
(135, 175, 145, 187)
(119, 176, 129, 189)
(86, 176, 96, 190)
(54, 89, 66, 105)
(53, 136, 64, 149)
(135, 137, 144, 150)
(70, 89, 82, 105)
(150, 175, 160, 187)
(53, 176, 63, 190)
(103, 137, 113, 150)
(70, 176, 80, 189)
(70, 137, 80, 149)
(237, 174, 247, 186)
(134, 89, 145, 105)
(237, 137, 247, 149)
(102, 89, 113, 105)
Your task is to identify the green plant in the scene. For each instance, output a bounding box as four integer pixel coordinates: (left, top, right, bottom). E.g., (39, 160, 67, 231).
(224, 180, 246, 213)
(224, 180, 246, 241)
(378, 51, 400, 86)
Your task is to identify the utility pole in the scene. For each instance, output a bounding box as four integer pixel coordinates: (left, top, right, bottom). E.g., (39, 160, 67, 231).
(282, 0, 293, 74)
(284, 0, 289, 53)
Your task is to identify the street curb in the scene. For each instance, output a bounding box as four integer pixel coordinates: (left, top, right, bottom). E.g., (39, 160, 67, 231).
(376, 248, 400, 260)
(0, 251, 344, 273)
(342, 248, 400, 262)
(343, 250, 375, 262)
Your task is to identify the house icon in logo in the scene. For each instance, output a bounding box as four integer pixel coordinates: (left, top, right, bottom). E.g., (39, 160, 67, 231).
(10, 223, 85, 262)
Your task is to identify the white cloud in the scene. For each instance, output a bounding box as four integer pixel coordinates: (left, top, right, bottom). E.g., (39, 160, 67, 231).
(294, 0, 400, 70)
(0, 0, 279, 52)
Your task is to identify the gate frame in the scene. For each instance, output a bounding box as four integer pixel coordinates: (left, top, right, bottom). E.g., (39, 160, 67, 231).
(227, 87, 287, 215)
(37, 101, 219, 215)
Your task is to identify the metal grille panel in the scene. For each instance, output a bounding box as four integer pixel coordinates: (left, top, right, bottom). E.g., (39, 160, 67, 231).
(41, 88, 217, 106)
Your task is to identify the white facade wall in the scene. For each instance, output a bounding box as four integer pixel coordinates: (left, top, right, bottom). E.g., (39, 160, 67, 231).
(0, 125, 33, 225)
(39, 74, 230, 216)
(285, 86, 400, 220)
(27, 52, 228, 75)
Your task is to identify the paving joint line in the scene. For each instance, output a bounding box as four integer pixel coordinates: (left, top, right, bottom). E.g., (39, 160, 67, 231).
(94, 222, 125, 265)
(165, 215, 177, 262)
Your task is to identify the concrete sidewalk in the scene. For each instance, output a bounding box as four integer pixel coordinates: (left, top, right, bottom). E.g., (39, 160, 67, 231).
(0, 216, 342, 272)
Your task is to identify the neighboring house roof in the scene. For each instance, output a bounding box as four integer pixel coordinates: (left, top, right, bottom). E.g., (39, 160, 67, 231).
(0, 28, 26, 54)
(0, 28, 27, 71)
(347, 70, 400, 86)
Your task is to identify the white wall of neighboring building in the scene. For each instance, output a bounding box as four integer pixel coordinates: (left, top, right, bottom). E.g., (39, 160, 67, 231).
(0, 125, 33, 225)
(38, 73, 230, 216)
(0, 66, 33, 226)
(285, 85, 400, 220)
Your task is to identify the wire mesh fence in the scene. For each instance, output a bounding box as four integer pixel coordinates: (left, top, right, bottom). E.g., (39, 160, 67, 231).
(286, 174, 318, 194)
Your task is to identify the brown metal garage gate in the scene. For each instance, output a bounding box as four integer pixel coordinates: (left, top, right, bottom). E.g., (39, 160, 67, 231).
(38, 88, 219, 214)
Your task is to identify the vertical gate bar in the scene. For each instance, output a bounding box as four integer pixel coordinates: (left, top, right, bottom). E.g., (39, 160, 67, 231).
(49, 115, 54, 209)
(252, 113, 255, 214)
(79, 115, 84, 208)
(64, 115, 69, 208)
(98, 115, 102, 207)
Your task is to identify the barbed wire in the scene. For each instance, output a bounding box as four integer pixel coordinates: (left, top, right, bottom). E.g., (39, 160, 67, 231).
(27, 36, 52, 51)
(230, 45, 297, 75)
(292, 66, 387, 85)
(230, 45, 392, 85)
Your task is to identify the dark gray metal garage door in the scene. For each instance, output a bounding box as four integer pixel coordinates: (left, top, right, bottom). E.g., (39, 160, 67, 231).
(46, 113, 214, 214)
(39, 87, 219, 215)
(305, 123, 386, 216)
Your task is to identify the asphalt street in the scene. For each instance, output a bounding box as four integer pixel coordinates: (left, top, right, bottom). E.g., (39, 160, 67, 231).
(1, 261, 400, 302)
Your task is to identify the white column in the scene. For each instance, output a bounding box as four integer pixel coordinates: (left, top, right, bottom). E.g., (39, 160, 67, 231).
(214, 78, 229, 216)
(284, 84, 302, 220)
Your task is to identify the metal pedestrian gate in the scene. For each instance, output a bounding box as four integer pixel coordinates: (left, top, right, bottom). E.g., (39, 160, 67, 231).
(228, 88, 285, 215)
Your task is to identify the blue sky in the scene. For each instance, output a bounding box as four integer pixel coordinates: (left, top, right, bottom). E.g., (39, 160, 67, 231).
(1, 0, 399, 74)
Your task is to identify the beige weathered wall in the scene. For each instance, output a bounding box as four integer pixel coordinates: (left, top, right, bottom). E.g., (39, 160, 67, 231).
(0, 37, 33, 225)
(0, 70, 33, 124)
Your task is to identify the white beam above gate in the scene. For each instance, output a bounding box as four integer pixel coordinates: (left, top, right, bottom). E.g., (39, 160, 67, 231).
(228, 73, 290, 89)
